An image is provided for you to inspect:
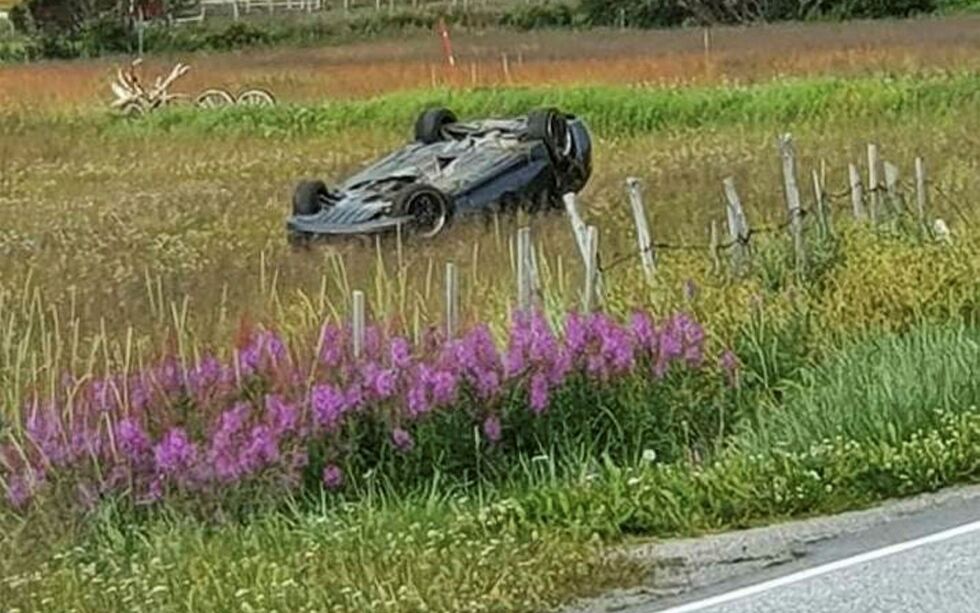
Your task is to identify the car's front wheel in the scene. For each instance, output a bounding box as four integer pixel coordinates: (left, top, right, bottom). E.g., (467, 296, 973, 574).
(395, 184, 453, 239)
(293, 180, 328, 216)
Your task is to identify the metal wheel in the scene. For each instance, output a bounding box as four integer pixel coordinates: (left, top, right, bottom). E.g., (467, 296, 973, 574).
(396, 184, 452, 239)
(195, 88, 235, 109)
(236, 88, 276, 107)
(120, 100, 146, 117)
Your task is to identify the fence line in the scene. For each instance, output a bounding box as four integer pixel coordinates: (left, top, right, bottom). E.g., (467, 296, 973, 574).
(346, 138, 958, 333)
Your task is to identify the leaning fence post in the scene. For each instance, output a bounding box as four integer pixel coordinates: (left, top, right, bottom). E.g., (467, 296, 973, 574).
(625, 177, 656, 281)
(915, 156, 928, 229)
(582, 225, 599, 312)
(445, 262, 458, 338)
(722, 177, 750, 276)
(516, 227, 534, 312)
(848, 163, 866, 221)
(563, 192, 603, 295)
(812, 169, 831, 237)
(351, 290, 365, 359)
(867, 143, 881, 224)
(778, 134, 806, 273)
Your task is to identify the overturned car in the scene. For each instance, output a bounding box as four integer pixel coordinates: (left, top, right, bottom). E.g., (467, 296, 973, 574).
(287, 106, 592, 242)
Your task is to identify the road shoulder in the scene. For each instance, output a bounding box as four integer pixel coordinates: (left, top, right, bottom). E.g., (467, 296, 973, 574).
(563, 483, 980, 613)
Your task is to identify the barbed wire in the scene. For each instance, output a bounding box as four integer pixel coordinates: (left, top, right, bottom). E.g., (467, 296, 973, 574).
(597, 209, 807, 274)
(595, 175, 971, 276)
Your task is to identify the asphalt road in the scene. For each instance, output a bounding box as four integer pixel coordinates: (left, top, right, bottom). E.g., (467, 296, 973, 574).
(564, 485, 980, 613)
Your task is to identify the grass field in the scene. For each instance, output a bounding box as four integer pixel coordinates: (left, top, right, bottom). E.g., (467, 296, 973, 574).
(1, 16, 978, 109)
(2, 16, 980, 613)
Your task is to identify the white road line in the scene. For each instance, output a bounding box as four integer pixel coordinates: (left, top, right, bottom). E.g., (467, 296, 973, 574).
(656, 518, 980, 613)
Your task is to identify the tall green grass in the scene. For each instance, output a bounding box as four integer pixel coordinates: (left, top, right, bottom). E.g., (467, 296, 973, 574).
(738, 322, 980, 453)
(123, 73, 980, 138)
(5, 72, 976, 138)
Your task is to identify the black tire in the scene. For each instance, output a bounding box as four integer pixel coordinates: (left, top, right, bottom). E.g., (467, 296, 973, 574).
(293, 180, 328, 216)
(527, 107, 572, 164)
(395, 184, 453, 239)
(414, 107, 457, 144)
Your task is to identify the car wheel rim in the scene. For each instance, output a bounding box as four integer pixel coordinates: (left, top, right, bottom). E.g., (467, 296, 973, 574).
(408, 192, 446, 238)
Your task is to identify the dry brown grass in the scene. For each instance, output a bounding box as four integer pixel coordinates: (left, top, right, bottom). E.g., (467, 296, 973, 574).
(1, 16, 977, 110)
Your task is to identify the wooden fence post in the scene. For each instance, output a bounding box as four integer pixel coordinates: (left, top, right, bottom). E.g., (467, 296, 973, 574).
(884, 161, 902, 215)
(582, 225, 599, 312)
(848, 163, 866, 221)
(445, 262, 458, 338)
(501, 53, 511, 84)
(351, 290, 365, 359)
(778, 133, 806, 273)
(625, 177, 656, 281)
(722, 177, 750, 275)
(812, 169, 831, 237)
(915, 156, 928, 229)
(867, 143, 881, 224)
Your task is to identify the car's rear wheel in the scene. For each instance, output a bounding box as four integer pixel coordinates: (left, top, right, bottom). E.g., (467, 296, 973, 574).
(293, 180, 328, 216)
(396, 184, 452, 239)
(414, 108, 457, 144)
(527, 108, 572, 164)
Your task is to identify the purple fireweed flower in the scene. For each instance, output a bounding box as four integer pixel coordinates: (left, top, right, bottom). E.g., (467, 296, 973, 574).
(24, 404, 68, 466)
(188, 354, 225, 397)
(391, 428, 414, 452)
(115, 418, 151, 461)
(428, 369, 458, 406)
(564, 312, 589, 358)
(318, 324, 345, 368)
(344, 383, 365, 412)
(675, 314, 706, 367)
(389, 336, 413, 369)
(406, 376, 431, 417)
(322, 464, 344, 490)
(363, 362, 398, 400)
(240, 425, 279, 473)
(214, 403, 250, 442)
(263, 330, 288, 364)
(153, 428, 196, 475)
(529, 372, 550, 414)
(445, 325, 504, 401)
(482, 415, 502, 443)
(311, 384, 346, 430)
(363, 325, 383, 361)
(265, 395, 298, 435)
(237, 330, 287, 377)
